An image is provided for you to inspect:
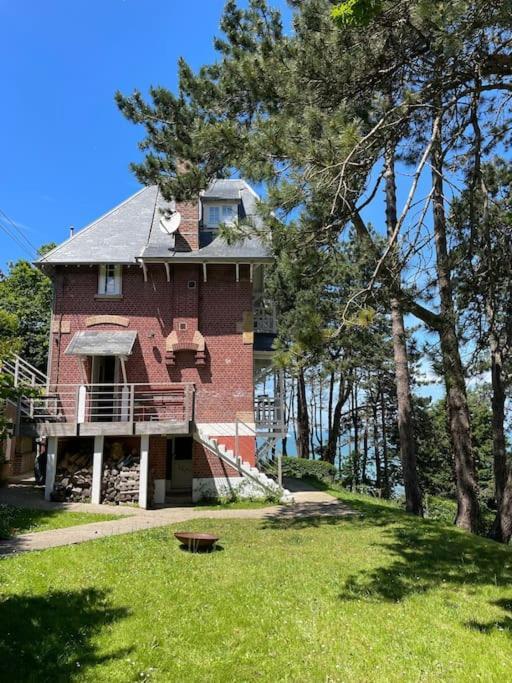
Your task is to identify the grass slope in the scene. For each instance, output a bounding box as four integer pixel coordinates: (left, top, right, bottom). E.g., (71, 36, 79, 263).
(0, 504, 120, 539)
(194, 499, 271, 510)
(2, 492, 512, 682)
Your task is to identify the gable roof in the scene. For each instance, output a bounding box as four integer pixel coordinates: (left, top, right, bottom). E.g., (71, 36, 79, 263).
(38, 179, 270, 266)
(38, 186, 158, 265)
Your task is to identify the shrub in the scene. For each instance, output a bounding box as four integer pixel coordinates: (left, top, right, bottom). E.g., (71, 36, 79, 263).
(266, 457, 337, 484)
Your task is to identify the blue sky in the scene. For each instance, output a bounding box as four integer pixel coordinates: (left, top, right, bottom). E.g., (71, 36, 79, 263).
(0, 0, 443, 399)
(0, 0, 290, 266)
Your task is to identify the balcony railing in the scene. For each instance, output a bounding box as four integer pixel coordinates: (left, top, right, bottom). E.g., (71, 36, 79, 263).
(254, 394, 285, 436)
(253, 301, 277, 334)
(19, 382, 194, 436)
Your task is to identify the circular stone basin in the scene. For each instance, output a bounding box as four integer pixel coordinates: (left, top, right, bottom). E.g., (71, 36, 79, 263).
(174, 532, 220, 552)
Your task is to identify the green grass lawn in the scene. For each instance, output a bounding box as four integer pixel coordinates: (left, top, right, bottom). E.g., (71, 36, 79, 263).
(0, 504, 120, 539)
(2, 492, 512, 682)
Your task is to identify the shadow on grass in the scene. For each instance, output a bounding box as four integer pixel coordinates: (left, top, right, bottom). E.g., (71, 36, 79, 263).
(262, 483, 400, 531)
(178, 544, 225, 553)
(0, 505, 70, 539)
(332, 495, 512, 609)
(0, 587, 131, 680)
(264, 483, 512, 633)
(466, 599, 512, 635)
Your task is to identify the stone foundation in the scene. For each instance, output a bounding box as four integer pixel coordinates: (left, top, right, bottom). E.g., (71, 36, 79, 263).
(192, 476, 269, 502)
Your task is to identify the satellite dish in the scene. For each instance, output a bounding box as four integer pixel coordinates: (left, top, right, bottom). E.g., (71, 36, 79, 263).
(159, 211, 181, 235)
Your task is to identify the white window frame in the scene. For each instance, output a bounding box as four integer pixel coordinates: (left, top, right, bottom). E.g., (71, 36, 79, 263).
(98, 264, 122, 296)
(204, 203, 238, 230)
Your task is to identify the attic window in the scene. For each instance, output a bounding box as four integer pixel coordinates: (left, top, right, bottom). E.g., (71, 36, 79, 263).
(98, 264, 122, 296)
(205, 204, 237, 229)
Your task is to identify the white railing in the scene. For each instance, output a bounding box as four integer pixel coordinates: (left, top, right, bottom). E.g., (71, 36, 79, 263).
(254, 394, 285, 435)
(253, 301, 277, 334)
(2, 354, 47, 388)
(20, 382, 195, 426)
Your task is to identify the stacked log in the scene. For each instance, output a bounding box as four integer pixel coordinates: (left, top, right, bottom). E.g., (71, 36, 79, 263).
(52, 452, 93, 502)
(102, 452, 140, 505)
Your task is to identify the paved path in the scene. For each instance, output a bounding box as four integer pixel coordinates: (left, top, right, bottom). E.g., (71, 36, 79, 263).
(1, 476, 134, 516)
(0, 478, 353, 557)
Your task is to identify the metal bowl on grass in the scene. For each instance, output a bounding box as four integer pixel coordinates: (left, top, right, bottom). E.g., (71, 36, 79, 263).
(174, 531, 220, 552)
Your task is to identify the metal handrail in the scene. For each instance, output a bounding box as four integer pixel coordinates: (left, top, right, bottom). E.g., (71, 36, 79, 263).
(19, 382, 195, 425)
(2, 354, 48, 387)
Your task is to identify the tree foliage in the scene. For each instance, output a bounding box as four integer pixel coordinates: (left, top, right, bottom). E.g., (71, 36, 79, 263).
(116, 0, 512, 534)
(0, 244, 55, 371)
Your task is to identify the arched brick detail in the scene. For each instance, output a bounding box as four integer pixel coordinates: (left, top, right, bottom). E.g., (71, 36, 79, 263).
(165, 330, 206, 366)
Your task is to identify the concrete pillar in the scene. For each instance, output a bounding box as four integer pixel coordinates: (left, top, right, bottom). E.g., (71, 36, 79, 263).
(139, 434, 149, 509)
(44, 436, 58, 501)
(91, 435, 104, 505)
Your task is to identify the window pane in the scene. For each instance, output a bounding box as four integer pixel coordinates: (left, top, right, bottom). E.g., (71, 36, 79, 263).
(208, 206, 220, 226)
(105, 275, 116, 294)
(222, 205, 235, 220)
(99, 264, 120, 295)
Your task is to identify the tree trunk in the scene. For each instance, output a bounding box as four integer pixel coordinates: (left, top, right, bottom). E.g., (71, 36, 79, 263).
(431, 106, 479, 532)
(490, 341, 507, 506)
(384, 145, 423, 515)
(352, 384, 360, 487)
(489, 465, 512, 543)
(379, 385, 390, 499)
(323, 375, 351, 464)
(487, 342, 511, 543)
(296, 368, 310, 459)
(328, 371, 335, 445)
(372, 400, 381, 493)
(362, 423, 368, 484)
(318, 378, 324, 453)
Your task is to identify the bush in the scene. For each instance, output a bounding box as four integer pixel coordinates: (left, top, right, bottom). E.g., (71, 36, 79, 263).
(266, 457, 337, 484)
(424, 494, 496, 535)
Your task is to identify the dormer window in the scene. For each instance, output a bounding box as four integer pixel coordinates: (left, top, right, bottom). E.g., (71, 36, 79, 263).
(205, 203, 237, 229)
(98, 264, 122, 296)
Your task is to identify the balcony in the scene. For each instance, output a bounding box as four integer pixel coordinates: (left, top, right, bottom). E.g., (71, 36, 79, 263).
(18, 382, 195, 438)
(254, 394, 285, 436)
(253, 300, 277, 334)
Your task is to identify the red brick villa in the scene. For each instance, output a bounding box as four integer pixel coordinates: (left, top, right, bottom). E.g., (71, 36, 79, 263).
(3, 180, 289, 506)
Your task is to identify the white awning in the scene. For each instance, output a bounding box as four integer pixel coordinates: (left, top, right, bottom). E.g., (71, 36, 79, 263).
(65, 330, 137, 357)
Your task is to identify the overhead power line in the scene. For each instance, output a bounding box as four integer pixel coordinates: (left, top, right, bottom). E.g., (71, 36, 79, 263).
(0, 206, 39, 255)
(0, 218, 36, 259)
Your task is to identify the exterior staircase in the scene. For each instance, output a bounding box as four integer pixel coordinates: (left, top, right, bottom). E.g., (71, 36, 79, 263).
(1, 354, 48, 425)
(2, 354, 48, 389)
(194, 428, 293, 503)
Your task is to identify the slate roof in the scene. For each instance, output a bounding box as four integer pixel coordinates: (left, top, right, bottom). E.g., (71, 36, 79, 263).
(38, 180, 271, 266)
(38, 186, 159, 265)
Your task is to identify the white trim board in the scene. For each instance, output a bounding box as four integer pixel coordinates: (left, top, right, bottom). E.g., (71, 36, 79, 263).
(196, 422, 256, 437)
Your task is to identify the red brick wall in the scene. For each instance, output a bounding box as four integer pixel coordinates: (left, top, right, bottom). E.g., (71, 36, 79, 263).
(174, 200, 200, 251)
(50, 262, 254, 424)
(149, 436, 167, 480)
(193, 441, 241, 478)
(213, 435, 255, 465)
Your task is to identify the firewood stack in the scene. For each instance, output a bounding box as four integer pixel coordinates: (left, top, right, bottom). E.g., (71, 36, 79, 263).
(101, 451, 140, 505)
(52, 452, 93, 502)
